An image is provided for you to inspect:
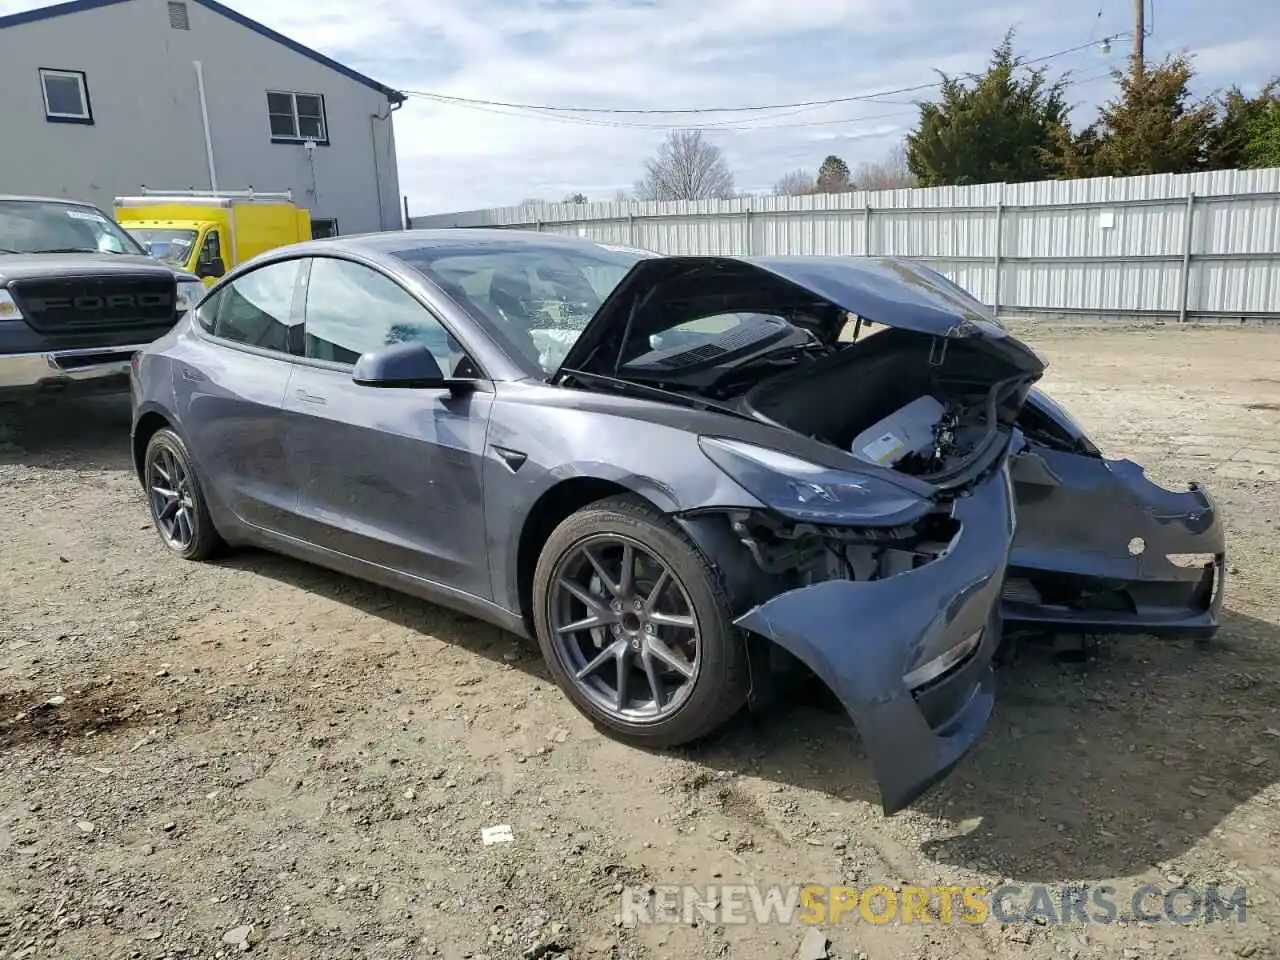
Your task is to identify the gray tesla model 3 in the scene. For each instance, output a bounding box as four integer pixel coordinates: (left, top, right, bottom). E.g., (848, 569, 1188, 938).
(129, 230, 1226, 814)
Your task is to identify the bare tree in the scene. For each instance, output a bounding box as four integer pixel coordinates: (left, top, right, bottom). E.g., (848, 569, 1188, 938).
(852, 143, 918, 190)
(773, 169, 816, 196)
(634, 130, 735, 201)
(612, 188, 630, 202)
(563, 192, 588, 204)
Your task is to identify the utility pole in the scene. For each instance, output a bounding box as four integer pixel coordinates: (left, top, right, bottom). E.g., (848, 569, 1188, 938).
(1133, 0, 1145, 76)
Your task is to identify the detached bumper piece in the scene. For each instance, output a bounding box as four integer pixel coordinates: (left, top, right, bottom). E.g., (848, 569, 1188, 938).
(734, 465, 1015, 815)
(1006, 448, 1226, 638)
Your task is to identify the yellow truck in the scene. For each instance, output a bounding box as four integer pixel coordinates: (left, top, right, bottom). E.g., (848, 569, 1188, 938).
(114, 189, 312, 286)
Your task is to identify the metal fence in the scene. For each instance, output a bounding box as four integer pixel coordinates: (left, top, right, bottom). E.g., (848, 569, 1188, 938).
(411, 168, 1280, 322)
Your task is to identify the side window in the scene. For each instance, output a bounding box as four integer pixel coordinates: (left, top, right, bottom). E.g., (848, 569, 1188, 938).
(198, 229, 224, 276)
(202, 230, 221, 263)
(303, 257, 467, 375)
(208, 259, 304, 354)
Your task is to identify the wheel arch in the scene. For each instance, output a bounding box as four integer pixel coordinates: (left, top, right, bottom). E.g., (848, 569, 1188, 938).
(132, 408, 175, 484)
(514, 476, 674, 634)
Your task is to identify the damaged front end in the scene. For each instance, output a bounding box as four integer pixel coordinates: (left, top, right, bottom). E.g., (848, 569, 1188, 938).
(557, 254, 1053, 813)
(684, 432, 1021, 816)
(723, 462, 1014, 815)
(1006, 389, 1226, 637)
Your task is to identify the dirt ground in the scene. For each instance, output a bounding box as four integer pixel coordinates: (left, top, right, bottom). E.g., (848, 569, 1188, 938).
(1, 325, 1278, 960)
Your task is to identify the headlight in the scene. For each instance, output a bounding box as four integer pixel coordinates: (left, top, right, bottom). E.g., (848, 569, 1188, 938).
(175, 280, 205, 315)
(698, 436, 930, 525)
(0, 289, 23, 322)
(902, 627, 984, 690)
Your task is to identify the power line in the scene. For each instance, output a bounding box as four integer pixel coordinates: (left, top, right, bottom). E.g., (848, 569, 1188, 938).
(402, 37, 1113, 117)
(399, 67, 1120, 134)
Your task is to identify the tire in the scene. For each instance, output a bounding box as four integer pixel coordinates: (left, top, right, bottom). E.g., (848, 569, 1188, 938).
(142, 427, 223, 561)
(532, 494, 749, 747)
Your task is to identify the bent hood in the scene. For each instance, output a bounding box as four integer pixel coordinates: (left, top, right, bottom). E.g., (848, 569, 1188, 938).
(555, 254, 1012, 377)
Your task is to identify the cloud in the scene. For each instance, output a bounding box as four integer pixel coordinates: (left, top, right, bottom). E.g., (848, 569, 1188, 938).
(1, 0, 1276, 213)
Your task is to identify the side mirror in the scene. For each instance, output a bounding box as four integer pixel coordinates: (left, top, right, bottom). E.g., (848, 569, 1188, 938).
(352, 341, 473, 391)
(197, 258, 225, 279)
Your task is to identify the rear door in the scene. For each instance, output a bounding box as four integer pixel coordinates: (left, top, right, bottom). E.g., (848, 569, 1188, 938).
(281, 255, 494, 599)
(178, 257, 306, 532)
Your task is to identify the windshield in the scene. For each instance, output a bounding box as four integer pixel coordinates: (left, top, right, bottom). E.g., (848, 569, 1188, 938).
(128, 227, 197, 265)
(397, 241, 648, 374)
(0, 199, 145, 255)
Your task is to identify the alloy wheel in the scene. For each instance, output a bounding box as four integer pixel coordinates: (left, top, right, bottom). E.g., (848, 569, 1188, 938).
(147, 445, 196, 550)
(549, 534, 702, 722)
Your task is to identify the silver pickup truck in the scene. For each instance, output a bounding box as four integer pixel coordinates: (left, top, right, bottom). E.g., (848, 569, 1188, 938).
(0, 194, 204, 401)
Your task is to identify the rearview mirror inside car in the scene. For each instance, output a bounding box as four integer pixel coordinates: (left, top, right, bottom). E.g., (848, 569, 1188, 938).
(352, 341, 472, 392)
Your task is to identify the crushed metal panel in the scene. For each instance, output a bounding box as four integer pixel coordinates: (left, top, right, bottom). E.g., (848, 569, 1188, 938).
(733, 464, 1015, 814)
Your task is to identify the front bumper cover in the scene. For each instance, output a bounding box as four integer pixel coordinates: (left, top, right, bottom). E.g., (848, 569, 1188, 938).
(1006, 448, 1226, 637)
(0, 344, 145, 394)
(733, 463, 1015, 815)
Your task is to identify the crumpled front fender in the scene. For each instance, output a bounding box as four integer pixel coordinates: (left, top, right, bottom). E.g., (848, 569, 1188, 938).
(733, 464, 1015, 814)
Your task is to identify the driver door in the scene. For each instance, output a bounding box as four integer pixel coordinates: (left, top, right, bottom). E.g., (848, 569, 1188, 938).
(281, 256, 494, 600)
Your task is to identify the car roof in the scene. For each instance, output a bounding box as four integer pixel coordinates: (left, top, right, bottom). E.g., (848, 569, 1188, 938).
(278, 228, 625, 260)
(0, 194, 104, 208)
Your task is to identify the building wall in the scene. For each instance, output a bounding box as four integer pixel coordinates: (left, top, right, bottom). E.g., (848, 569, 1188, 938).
(0, 0, 401, 235)
(412, 168, 1280, 322)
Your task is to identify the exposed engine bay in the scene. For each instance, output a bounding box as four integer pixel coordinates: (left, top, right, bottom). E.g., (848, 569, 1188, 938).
(591, 309, 1037, 487)
(556, 255, 1044, 592)
(736, 325, 1034, 484)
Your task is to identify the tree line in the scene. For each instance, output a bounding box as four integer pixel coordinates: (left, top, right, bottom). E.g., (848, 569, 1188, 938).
(546, 30, 1279, 205)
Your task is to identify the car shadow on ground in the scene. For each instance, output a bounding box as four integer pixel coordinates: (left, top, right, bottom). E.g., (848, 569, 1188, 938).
(212, 548, 557, 684)
(0, 393, 134, 471)
(206, 541, 1280, 884)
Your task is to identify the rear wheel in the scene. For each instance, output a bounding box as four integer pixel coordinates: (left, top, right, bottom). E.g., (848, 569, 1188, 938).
(143, 428, 222, 561)
(532, 495, 749, 746)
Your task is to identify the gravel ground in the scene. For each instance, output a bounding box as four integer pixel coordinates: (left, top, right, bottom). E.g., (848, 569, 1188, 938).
(1, 325, 1278, 960)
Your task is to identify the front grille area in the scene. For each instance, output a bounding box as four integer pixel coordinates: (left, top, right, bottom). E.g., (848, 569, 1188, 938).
(10, 275, 177, 334)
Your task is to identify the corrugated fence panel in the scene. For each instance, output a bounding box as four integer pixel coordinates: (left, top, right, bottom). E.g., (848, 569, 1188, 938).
(410, 168, 1280, 320)
(1192, 260, 1280, 314)
(1004, 261, 1184, 312)
(1198, 196, 1280, 254)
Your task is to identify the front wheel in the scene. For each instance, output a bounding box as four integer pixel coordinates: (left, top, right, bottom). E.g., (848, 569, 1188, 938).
(532, 494, 749, 746)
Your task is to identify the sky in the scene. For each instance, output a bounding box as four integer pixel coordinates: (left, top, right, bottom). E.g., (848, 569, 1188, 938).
(3, 0, 1278, 216)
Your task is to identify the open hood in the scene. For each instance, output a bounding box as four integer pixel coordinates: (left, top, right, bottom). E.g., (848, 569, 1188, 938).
(554, 254, 1009, 378)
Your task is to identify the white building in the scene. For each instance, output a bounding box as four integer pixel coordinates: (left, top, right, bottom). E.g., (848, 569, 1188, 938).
(0, 0, 405, 237)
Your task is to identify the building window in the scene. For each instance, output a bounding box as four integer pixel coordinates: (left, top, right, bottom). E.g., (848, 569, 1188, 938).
(39, 69, 92, 124)
(168, 2, 190, 29)
(311, 218, 339, 239)
(267, 91, 328, 143)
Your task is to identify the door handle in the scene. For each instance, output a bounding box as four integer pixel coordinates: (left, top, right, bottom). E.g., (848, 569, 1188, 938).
(295, 388, 327, 406)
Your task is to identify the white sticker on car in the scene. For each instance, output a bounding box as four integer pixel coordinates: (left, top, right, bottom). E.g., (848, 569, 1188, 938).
(66, 209, 107, 222)
(860, 432, 907, 464)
